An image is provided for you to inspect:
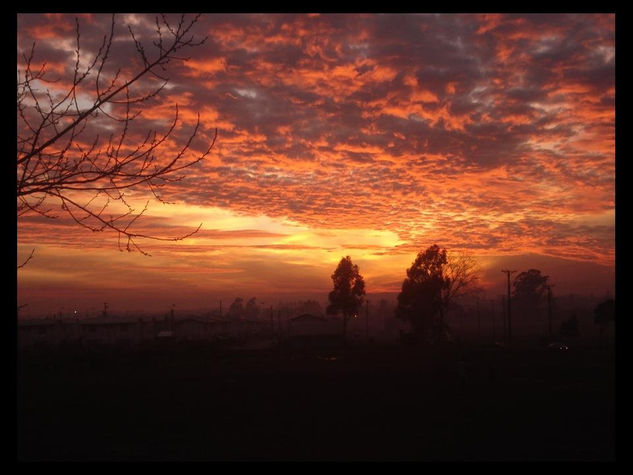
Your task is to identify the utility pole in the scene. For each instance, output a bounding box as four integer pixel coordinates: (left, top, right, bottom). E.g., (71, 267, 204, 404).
(476, 296, 480, 340)
(501, 270, 516, 343)
(366, 299, 370, 343)
(547, 285, 552, 337)
(490, 299, 496, 342)
(501, 295, 506, 340)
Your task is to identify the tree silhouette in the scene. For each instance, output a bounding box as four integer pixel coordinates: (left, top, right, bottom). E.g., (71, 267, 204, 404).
(244, 297, 260, 321)
(326, 256, 365, 343)
(17, 14, 217, 265)
(593, 298, 615, 336)
(512, 269, 549, 319)
(297, 299, 324, 317)
(395, 244, 480, 342)
(227, 297, 244, 320)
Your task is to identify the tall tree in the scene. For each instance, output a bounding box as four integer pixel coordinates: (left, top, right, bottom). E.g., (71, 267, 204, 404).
(326, 256, 366, 342)
(395, 245, 480, 342)
(512, 269, 549, 319)
(17, 14, 216, 265)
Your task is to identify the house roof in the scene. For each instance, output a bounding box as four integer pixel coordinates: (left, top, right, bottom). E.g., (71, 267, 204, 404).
(173, 318, 206, 325)
(290, 313, 327, 322)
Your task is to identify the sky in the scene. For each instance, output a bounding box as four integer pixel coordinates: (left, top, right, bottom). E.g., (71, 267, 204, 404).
(17, 13, 615, 317)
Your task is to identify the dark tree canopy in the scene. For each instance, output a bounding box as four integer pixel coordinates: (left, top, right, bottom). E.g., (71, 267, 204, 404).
(396, 245, 448, 338)
(244, 297, 260, 321)
(395, 244, 479, 342)
(297, 300, 324, 317)
(326, 256, 365, 339)
(512, 269, 549, 317)
(226, 297, 244, 320)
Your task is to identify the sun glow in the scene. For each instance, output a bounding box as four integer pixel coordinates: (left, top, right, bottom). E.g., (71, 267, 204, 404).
(17, 13, 615, 315)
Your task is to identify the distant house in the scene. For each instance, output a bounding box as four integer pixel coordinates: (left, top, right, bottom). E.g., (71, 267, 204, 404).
(77, 318, 144, 345)
(17, 313, 274, 349)
(173, 318, 207, 341)
(18, 317, 154, 348)
(285, 314, 343, 348)
(156, 330, 174, 339)
(288, 314, 336, 335)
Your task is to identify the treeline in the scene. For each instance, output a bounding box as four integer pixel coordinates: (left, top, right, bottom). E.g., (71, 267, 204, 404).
(326, 244, 614, 344)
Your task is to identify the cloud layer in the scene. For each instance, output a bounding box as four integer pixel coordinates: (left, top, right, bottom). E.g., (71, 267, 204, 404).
(17, 13, 615, 314)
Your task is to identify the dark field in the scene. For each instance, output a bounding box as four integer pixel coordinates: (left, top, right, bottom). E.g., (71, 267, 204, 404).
(17, 341, 615, 461)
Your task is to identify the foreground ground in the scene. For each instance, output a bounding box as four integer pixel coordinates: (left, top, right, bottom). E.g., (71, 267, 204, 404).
(17, 340, 615, 461)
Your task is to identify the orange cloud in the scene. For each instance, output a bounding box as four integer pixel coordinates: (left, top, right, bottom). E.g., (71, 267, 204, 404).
(17, 13, 615, 315)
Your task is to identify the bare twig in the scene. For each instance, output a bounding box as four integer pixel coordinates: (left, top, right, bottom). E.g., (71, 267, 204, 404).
(17, 13, 215, 267)
(18, 249, 36, 269)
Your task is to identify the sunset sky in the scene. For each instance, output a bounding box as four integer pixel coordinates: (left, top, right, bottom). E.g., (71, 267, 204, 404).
(17, 13, 615, 317)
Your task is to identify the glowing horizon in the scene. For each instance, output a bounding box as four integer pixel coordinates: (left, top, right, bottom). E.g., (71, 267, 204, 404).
(17, 13, 615, 317)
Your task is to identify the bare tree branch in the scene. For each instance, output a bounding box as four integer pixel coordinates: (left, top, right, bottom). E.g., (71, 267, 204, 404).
(17, 14, 216, 267)
(18, 249, 36, 269)
(443, 251, 482, 306)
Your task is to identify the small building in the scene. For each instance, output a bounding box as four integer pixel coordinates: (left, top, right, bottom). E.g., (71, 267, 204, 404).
(17, 313, 274, 349)
(173, 318, 207, 341)
(78, 318, 142, 346)
(19, 317, 154, 348)
(285, 314, 343, 349)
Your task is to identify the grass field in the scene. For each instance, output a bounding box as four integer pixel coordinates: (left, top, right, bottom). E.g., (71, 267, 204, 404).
(16, 340, 615, 461)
